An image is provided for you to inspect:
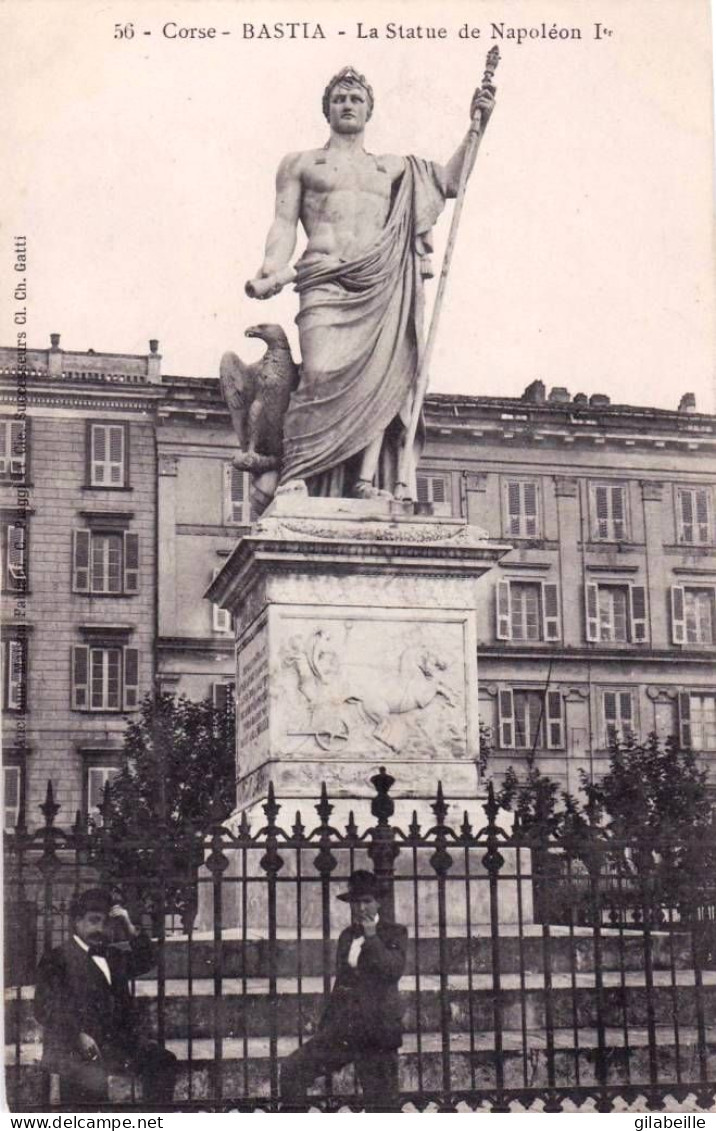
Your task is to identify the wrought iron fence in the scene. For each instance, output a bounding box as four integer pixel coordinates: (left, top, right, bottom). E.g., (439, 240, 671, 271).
(4, 771, 716, 1112)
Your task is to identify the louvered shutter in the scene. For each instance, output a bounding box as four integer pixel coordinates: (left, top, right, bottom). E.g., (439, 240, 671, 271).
(9, 421, 26, 477)
(4, 765, 20, 828)
(0, 423, 7, 475)
(108, 426, 125, 485)
(231, 465, 246, 523)
(212, 682, 234, 710)
(619, 691, 633, 732)
(496, 580, 512, 640)
(542, 583, 561, 641)
(507, 482, 521, 536)
(670, 585, 686, 644)
(679, 489, 694, 543)
(629, 585, 647, 642)
(91, 425, 107, 484)
(678, 692, 692, 749)
(611, 487, 626, 540)
(416, 476, 430, 505)
(7, 524, 26, 588)
(603, 691, 618, 747)
(7, 641, 24, 710)
(546, 691, 564, 748)
(72, 645, 90, 709)
(123, 647, 139, 710)
(498, 689, 515, 749)
(72, 530, 91, 592)
(123, 532, 139, 593)
(594, 486, 609, 539)
(523, 482, 537, 536)
(586, 583, 600, 641)
(695, 489, 710, 543)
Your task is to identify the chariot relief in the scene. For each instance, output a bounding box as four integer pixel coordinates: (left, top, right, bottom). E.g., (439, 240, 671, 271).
(282, 627, 464, 755)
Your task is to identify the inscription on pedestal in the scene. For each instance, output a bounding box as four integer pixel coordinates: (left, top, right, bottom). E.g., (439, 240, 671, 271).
(237, 623, 270, 768)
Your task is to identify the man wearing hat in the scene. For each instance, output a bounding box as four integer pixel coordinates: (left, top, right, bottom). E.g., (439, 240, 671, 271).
(34, 887, 177, 1107)
(280, 869, 407, 1111)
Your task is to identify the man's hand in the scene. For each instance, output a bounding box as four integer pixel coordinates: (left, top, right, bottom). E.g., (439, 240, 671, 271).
(470, 83, 496, 129)
(78, 1032, 101, 1062)
(109, 903, 138, 939)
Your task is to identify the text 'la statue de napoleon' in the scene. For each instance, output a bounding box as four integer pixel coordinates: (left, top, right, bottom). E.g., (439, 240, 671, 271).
(220, 63, 497, 508)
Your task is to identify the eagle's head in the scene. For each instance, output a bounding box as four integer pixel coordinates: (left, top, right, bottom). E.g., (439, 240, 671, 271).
(244, 324, 291, 350)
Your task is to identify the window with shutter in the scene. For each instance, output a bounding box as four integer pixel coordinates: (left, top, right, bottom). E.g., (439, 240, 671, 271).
(602, 689, 634, 747)
(3, 640, 25, 711)
(416, 473, 452, 516)
(683, 587, 715, 645)
(73, 529, 139, 594)
(89, 423, 127, 487)
(224, 463, 250, 525)
(686, 694, 716, 751)
(212, 682, 236, 710)
(3, 523, 27, 592)
(87, 766, 119, 822)
(0, 420, 28, 479)
(587, 582, 646, 643)
(591, 483, 628, 541)
(510, 582, 541, 641)
(677, 487, 713, 545)
(212, 567, 233, 634)
(505, 480, 540, 538)
(3, 765, 21, 829)
(73, 644, 134, 712)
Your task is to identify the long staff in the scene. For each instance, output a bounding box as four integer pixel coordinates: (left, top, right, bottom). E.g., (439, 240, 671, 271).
(398, 47, 500, 494)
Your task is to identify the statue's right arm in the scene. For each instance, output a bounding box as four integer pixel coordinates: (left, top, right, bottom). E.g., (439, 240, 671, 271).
(259, 153, 302, 277)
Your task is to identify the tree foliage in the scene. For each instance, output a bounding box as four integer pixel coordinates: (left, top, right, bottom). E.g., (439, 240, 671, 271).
(97, 691, 236, 925)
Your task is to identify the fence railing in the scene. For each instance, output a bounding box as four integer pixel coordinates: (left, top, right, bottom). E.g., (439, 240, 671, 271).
(4, 771, 716, 1112)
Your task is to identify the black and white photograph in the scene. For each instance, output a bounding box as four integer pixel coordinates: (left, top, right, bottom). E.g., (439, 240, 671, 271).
(1, 0, 715, 1117)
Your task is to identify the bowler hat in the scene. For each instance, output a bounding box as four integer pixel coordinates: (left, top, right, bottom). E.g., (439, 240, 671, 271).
(69, 887, 112, 922)
(336, 869, 381, 903)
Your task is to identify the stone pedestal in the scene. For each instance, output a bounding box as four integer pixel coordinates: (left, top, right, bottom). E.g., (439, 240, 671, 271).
(207, 495, 510, 824)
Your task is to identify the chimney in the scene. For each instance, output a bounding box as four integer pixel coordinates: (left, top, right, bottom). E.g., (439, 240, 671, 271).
(147, 339, 162, 383)
(548, 386, 570, 404)
(49, 332, 62, 377)
(590, 393, 611, 408)
(521, 379, 546, 404)
(678, 392, 696, 414)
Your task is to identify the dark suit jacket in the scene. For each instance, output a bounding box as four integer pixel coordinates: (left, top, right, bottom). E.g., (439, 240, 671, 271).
(321, 921, 408, 1051)
(34, 934, 155, 1072)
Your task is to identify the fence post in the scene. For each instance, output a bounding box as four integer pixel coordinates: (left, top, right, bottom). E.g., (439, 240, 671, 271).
(368, 767, 398, 923)
(481, 781, 507, 1111)
(260, 783, 284, 1107)
(205, 783, 230, 1105)
(430, 781, 453, 1098)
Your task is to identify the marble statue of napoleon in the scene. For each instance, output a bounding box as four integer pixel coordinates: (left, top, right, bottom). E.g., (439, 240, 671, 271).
(247, 67, 495, 501)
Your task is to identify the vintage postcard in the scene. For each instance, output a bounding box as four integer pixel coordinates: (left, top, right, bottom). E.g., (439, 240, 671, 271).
(1, 0, 714, 1117)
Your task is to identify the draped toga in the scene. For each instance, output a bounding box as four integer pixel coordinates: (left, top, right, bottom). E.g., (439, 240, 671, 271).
(280, 156, 448, 494)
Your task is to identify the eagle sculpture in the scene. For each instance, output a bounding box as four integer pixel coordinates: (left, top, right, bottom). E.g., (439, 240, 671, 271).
(220, 324, 299, 471)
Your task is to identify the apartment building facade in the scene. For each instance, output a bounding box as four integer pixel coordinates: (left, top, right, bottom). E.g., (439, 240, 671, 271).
(2, 339, 714, 828)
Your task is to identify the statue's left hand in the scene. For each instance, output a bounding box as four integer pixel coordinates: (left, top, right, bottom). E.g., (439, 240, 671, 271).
(470, 83, 496, 127)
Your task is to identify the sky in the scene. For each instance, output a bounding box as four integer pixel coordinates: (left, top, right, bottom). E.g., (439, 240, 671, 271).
(1, 0, 714, 413)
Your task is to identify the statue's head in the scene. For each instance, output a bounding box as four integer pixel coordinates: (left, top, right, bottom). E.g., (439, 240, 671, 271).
(322, 66, 374, 125)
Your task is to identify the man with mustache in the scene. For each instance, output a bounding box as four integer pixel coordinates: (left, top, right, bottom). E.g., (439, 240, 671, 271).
(34, 887, 177, 1107)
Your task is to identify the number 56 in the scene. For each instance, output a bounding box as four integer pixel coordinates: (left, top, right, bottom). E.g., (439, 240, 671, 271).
(114, 23, 135, 39)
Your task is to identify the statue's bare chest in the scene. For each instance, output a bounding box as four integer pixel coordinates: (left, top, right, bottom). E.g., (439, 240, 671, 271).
(302, 153, 392, 201)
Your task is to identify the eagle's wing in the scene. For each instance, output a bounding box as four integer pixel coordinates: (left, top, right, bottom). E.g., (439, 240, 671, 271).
(220, 351, 257, 450)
